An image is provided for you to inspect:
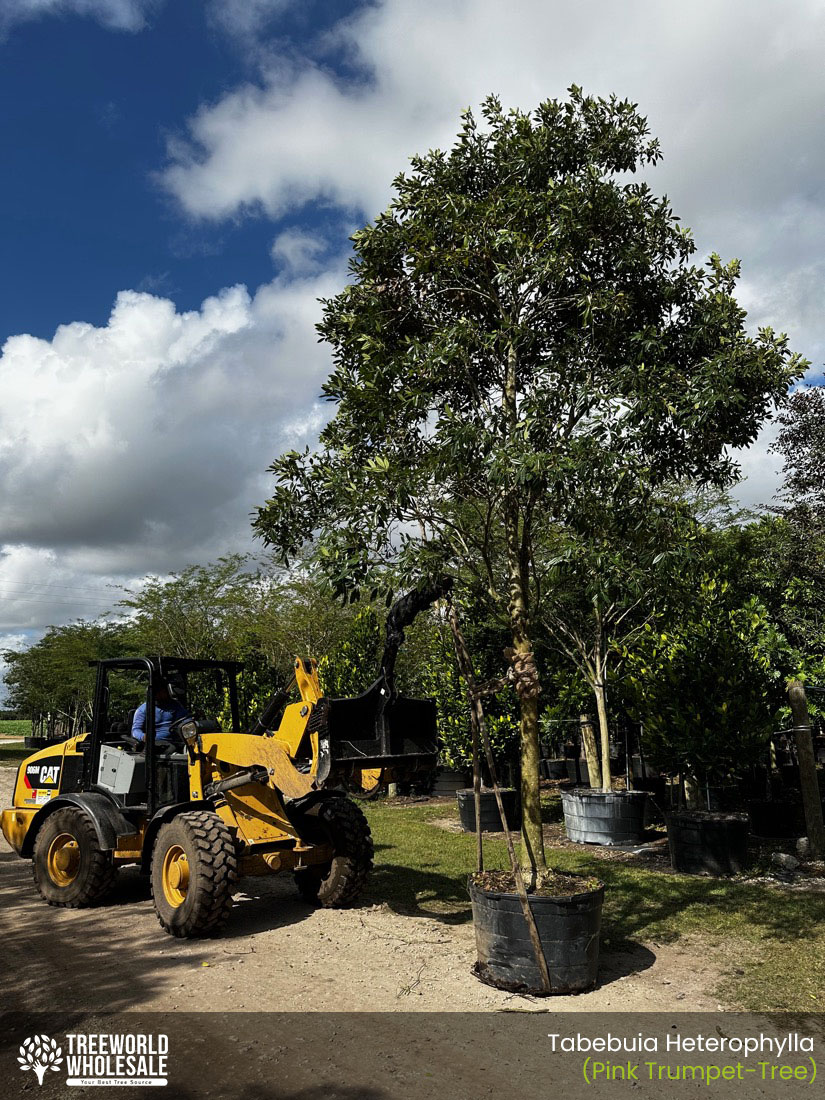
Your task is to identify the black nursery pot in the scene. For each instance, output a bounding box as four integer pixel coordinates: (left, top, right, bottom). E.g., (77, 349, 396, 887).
(668, 810, 749, 875)
(469, 875, 604, 995)
(747, 799, 802, 839)
(541, 758, 568, 780)
(432, 768, 470, 796)
(456, 788, 520, 832)
(24, 734, 64, 750)
(561, 788, 648, 846)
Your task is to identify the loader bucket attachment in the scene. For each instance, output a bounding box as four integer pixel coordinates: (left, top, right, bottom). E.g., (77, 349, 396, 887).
(321, 675, 438, 779)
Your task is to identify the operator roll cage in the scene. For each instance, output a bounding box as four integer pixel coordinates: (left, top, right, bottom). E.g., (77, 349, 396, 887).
(88, 656, 243, 818)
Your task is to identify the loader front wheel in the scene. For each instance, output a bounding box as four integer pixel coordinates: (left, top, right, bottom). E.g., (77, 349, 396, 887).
(295, 797, 373, 907)
(32, 807, 117, 908)
(151, 811, 238, 938)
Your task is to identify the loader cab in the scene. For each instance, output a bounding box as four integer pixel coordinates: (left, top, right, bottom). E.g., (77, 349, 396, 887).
(86, 656, 243, 817)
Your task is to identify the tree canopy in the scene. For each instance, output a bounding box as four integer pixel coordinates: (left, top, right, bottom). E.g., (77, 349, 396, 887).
(255, 89, 805, 870)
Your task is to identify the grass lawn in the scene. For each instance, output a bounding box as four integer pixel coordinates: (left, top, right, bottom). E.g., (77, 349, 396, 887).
(0, 744, 29, 766)
(363, 797, 825, 1013)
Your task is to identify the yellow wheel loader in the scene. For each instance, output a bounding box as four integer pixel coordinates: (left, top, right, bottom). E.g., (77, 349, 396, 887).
(1, 655, 437, 937)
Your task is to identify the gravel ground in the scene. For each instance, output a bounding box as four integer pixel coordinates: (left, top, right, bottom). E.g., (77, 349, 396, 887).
(0, 766, 722, 1014)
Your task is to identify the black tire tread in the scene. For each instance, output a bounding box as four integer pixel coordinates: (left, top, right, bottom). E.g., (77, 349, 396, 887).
(32, 807, 117, 908)
(295, 797, 373, 908)
(151, 810, 238, 938)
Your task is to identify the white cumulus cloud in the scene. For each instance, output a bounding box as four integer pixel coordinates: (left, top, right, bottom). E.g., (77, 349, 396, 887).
(0, 0, 160, 36)
(0, 262, 345, 632)
(161, 0, 825, 369)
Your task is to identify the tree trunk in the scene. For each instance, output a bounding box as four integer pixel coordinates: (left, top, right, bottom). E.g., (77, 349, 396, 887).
(503, 340, 546, 873)
(787, 681, 825, 860)
(593, 681, 612, 791)
(517, 688, 545, 872)
(579, 713, 601, 789)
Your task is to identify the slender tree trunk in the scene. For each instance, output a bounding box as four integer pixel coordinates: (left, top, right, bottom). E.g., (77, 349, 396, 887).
(593, 680, 612, 791)
(579, 713, 601, 789)
(503, 343, 546, 874)
(787, 681, 825, 860)
(591, 625, 612, 792)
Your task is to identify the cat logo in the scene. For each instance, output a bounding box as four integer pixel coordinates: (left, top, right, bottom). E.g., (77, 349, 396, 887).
(24, 763, 61, 789)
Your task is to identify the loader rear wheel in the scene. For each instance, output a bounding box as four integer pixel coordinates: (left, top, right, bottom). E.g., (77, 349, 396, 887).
(32, 807, 117, 908)
(295, 797, 373, 907)
(151, 811, 238, 938)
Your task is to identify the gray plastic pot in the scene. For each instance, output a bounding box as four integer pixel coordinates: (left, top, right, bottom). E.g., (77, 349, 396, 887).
(561, 788, 648, 846)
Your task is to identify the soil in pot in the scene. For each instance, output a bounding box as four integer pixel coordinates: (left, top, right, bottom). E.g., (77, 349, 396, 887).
(456, 788, 520, 832)
(561, 788, 648, 845)
(668, 810, 749, 875)
(469, 871, 604, 995)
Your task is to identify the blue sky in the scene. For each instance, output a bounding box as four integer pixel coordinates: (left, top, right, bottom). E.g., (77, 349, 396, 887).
(1, 0, 825, 677)
(0, 0, 360, 338)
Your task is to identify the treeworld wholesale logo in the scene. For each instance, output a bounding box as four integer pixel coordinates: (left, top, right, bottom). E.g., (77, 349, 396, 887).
(18, 1036, 63, 1086)
(17, 1032, 168, 1087)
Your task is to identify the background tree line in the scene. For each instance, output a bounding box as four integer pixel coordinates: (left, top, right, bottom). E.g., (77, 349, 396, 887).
(5, 373, 825, 781)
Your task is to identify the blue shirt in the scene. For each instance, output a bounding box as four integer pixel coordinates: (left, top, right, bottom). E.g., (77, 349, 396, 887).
(131, 701, 190, 743)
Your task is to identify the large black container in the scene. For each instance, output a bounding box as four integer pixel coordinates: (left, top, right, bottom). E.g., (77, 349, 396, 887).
(457, 788, 520, 832)
(561, 789, 648, 845)
(565, 759, 590, 784)
(668, 811, 749, 875)
(469, 875, 604, 995)
(633, 776, 669, 825)
(541, 758, 568, 780)
(630, 755, 660, 780)
(565, 759, 622, 785)
(747, 799, 802, 839)
(23, 735, 63, 750)
(432, 768, 470, 796)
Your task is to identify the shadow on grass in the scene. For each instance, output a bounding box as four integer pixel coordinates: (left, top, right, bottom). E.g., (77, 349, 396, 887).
(591, 860, 825, 945)
(0, 746, 28, 765)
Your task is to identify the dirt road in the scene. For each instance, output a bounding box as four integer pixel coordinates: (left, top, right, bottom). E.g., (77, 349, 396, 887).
(0, 766, 722, 1014)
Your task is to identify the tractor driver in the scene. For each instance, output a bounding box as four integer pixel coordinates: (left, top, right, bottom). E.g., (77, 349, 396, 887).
(131, 680, 191, 746)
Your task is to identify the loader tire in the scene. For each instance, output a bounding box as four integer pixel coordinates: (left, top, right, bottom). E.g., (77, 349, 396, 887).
(32, 807, 117, 908)
(295, 797, 373, 907)
(151, 811, 238, 938)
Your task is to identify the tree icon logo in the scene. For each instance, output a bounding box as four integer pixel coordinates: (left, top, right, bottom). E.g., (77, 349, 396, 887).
(18, 1035, 63, 1086)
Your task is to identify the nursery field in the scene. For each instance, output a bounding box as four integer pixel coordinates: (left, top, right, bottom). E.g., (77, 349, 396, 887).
(1, 762, 822, 1016)
(0, 719, 29, 738)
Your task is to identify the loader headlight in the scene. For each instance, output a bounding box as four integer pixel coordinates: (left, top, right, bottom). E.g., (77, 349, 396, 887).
(178, 720, 199, 743)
